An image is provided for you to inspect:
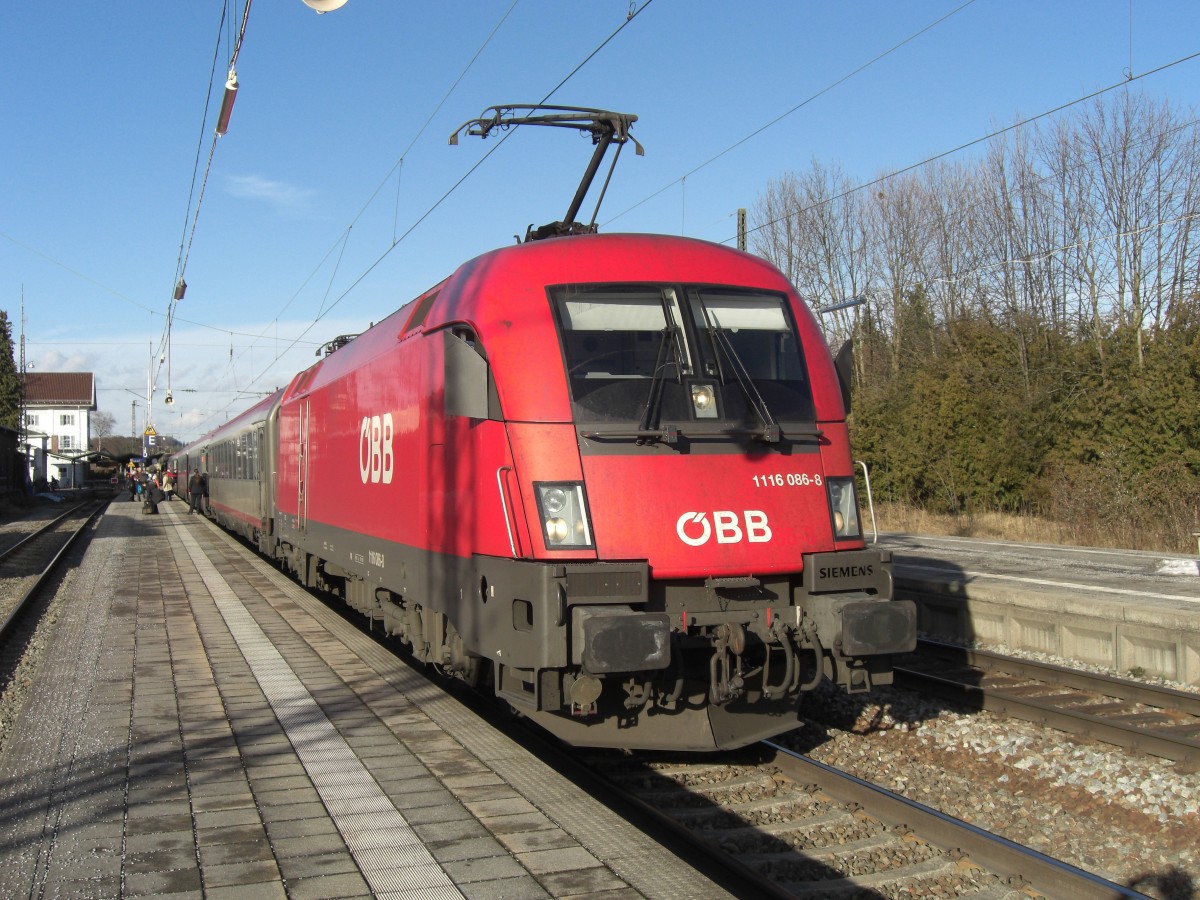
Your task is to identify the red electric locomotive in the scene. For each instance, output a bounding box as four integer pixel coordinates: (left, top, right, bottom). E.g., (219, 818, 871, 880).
(173, 108, 915, 751)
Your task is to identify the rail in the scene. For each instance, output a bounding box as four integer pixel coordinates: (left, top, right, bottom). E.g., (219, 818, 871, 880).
(0, 500, 108, 647)
(763, 741, 1147, 900)
(897, 639, 1200, 766)
(0, 501, 91, 563)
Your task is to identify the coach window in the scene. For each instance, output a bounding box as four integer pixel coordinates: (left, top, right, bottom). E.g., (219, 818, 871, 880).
(247, 430, 257, 481)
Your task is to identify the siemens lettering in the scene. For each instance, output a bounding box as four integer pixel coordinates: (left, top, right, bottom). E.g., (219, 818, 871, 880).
(817, 564, 875, 580)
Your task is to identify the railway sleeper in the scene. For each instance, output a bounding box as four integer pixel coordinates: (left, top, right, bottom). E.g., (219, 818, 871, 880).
(617, 770, 783, 801)
(662, 793, 820, 822)
(710, 810, 870, 840)
(778, 856, 973, 896)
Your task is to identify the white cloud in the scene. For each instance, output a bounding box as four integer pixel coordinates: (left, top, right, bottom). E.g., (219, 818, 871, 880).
(30, 348, 97, 372)
(44, 315, 364, 443)
(224, 174, 317, 213)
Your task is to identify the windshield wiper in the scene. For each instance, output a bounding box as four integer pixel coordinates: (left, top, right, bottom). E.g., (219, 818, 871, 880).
(580, 423, 819, 443)
(638, 326, 683, 436)
(704, 322, 782, 443)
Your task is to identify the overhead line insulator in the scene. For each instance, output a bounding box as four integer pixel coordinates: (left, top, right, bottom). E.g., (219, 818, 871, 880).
(215, 69, 239, 137)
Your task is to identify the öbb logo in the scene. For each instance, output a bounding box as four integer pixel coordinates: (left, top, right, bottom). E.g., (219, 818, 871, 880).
(359, 414, 394, 485)
(676, 511, 772, 546)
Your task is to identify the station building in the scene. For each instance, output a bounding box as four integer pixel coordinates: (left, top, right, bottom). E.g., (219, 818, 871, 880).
(21, 371, 96, 490)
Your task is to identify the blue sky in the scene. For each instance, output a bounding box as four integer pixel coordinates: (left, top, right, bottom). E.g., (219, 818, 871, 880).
(3, 1, 1198, 442)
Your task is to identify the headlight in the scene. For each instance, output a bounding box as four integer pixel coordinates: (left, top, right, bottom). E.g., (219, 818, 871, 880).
(826, 476, 862, 540)
(535, 482, 594, 548)
(691, 383, 718, 418)
(542, 487, 568, 514)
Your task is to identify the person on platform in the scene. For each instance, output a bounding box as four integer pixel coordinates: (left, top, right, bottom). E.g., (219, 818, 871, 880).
(188, 469, 204, 515)
(144, 477, 162, 515)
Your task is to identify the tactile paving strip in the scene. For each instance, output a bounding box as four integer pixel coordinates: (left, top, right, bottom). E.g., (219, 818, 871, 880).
(175, 525, 465, 898)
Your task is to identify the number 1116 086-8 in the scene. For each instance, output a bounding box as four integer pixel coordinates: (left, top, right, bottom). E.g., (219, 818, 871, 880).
(752, 473, 823, 488)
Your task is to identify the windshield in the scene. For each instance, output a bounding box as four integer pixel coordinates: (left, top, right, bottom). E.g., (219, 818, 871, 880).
(551, 283, 815, 432)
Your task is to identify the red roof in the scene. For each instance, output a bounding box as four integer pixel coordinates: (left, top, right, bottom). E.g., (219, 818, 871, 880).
(23, 372, 96, 408)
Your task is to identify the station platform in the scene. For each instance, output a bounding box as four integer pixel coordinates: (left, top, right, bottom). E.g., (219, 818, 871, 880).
(882, 533, 1200, 686)
(0, 499, 733, 899)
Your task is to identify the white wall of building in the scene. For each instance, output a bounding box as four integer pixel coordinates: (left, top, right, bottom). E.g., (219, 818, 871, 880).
(24, 406, 92, 489)
(25, 406, 90, 453)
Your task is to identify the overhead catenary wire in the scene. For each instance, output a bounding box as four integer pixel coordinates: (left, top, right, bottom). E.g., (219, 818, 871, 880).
(930, 210, 1200, 288)
(892, 112, 1200, 297)
(308, 1, 520, 320)
(289, 0, 655, 334)
(153, 0, 254, 424)
(603, 0, 981, 230)
(185, 1, 529, 438)
(188, 1, 657, 439)
(732, 49, 1200, 253)
(172, 5, 227, 301)
(82, 3, 1189, 442)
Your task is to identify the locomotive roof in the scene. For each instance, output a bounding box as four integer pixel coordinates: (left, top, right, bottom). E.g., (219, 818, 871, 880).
(188, 232, 841, 434)
(459, 232, 788, 290)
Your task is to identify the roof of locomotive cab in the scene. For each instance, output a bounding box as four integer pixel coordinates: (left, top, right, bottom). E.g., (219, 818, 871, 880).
(446, 232, 798, 300)
(434, 232, 844, 424)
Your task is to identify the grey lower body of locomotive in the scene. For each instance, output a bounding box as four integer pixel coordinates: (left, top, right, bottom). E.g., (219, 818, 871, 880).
(268, 511, 914, 751)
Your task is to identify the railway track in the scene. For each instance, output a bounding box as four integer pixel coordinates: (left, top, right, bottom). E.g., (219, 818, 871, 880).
(0, 499, 108, 649)
(572, 741, 1142, 899)
(895, 640, 1200, 768)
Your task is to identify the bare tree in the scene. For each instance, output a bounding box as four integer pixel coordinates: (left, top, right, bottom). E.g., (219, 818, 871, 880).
(1075, 94, 1200, 362)
(865, 172, 930, 374)
(752, 162, 871, 375)
(750, 91, 1200, 387)
(92, 411, 115, 454)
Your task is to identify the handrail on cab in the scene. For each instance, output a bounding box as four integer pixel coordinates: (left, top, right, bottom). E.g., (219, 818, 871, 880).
(496, 466, 518, 557)
(856, 459, 879, 544)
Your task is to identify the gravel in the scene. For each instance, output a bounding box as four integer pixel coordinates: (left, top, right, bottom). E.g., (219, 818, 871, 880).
(0, 501, 77, 760)
(778, 664, 1200, 900)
